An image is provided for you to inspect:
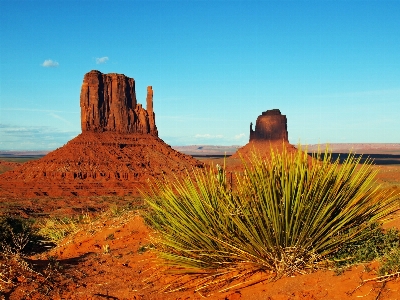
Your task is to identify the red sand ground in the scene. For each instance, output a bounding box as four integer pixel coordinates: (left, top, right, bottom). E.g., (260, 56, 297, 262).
(1, 151, 400, 299)
(6, 210, 400, 300)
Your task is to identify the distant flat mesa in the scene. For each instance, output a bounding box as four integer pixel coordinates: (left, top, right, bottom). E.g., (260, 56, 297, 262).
(306, 143, 400, 155)
(171, 145, 242, 156)
(173, 144, 400, 156)
(0, 151, 50, 157)
(1, 144, 400, 158)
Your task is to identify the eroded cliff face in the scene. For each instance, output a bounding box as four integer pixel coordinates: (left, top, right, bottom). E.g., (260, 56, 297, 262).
(80, 70, 158, 135)
(249, 109, 288, 142)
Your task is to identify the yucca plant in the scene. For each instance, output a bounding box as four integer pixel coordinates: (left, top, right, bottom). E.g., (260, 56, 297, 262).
(143, 146, 399, 291)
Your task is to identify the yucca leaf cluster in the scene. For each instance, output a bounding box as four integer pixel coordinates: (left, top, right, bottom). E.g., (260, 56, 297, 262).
(143, 146, 399, 280)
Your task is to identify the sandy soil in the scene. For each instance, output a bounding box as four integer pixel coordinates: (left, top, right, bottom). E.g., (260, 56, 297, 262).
(1, 154, 400, 299)
(6, 212, 400, 300)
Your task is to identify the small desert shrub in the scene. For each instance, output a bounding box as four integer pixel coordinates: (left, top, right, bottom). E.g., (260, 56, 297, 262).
(378, 247, 400, 276)
(331, 224, 400, 268)
(143, 146, 400, 290)
(0, 216, 40, 254)
(0, 216, 46, 294)
(38, 201, 141, 244)
(38, 214, 92, 243)
(103, 244, 111, 254)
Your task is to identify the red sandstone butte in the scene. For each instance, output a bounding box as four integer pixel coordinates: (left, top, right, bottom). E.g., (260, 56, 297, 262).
(0, 70, 202, 198)
(232, 109, 295, 159)
(249, 109, 288, 142)
(80, 70, 158, 135)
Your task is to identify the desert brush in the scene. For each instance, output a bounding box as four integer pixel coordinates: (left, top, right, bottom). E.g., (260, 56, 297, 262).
(143, 145, 400, 292)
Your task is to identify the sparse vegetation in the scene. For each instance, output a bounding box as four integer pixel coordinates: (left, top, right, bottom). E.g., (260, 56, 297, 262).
(38, 214, 89, 243)
(378, 247, 400, 276)
(0, 216, 40, 254)
(0, 215, 62, 296)
(137, 243, 153, 254)
(0, 199, 144, 297)
(143, 146, 400, 292)
(38, 200, 143, 245)
(106, 233, 115, 240)
(331, 224, 400, 269)
(103, 244, 111, 254)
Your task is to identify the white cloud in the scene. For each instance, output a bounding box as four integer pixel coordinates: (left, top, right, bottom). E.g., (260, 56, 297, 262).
(96, 56, 109, 64)
(194, 134, 223, 139)
(2, 108, 78, 114)
(0, 124, 79, 150)
(42, 59, 59, 67)
(195, 134, 211, 138)
(234, 133, 245, 140)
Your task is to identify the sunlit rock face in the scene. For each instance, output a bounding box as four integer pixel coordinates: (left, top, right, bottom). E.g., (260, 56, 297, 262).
(249, 109, 288, 142)
(80, 70, 157, 135)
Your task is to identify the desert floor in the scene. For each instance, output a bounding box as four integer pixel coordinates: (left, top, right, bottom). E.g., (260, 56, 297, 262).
(1, 152, 400, 299)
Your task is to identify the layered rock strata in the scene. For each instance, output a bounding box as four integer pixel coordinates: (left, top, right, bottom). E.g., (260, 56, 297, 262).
(0, 132, 202, 197)
(80, 70, 158, 135)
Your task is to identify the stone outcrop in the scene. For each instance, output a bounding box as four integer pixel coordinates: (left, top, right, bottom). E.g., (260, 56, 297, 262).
(249, 109, 288, 142)
(231, 109, 294, 160)
(80, 70, 158, 135)
(0, 70, 202, 198)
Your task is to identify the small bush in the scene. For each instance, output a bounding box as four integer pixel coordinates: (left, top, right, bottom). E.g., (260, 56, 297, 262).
(0, 216, 39, 254)
(331, 224, 400, 267)
(143, 146, 400, 290)
(38, 216, 82, 242)
(0, 216, 46, 294)
(378, 247, 400, 276)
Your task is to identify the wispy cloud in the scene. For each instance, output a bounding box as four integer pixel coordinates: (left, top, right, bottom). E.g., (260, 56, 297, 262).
(42, 59, 59, 67)
(48, 112, 72, 125)
(96, 56, 109, 64)
(234, 133, 245, 140)
(194, 134, 224, 139)
(2, 108, 78, 114)
(0, 124, 79, 150)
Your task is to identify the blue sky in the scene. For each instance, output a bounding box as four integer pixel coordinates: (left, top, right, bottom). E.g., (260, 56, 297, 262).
(1, 0, 399, 150)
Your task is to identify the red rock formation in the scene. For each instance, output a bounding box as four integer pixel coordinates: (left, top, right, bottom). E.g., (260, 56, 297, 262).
(146, 86, 157, 135)
(250, 109, 288, 142)
(232, 109, 294, 159)
(0, 161, 21, 174)
(0, 132, 202, 197)
(80, 70, 157, 135)
(0, 71, 200, 198)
